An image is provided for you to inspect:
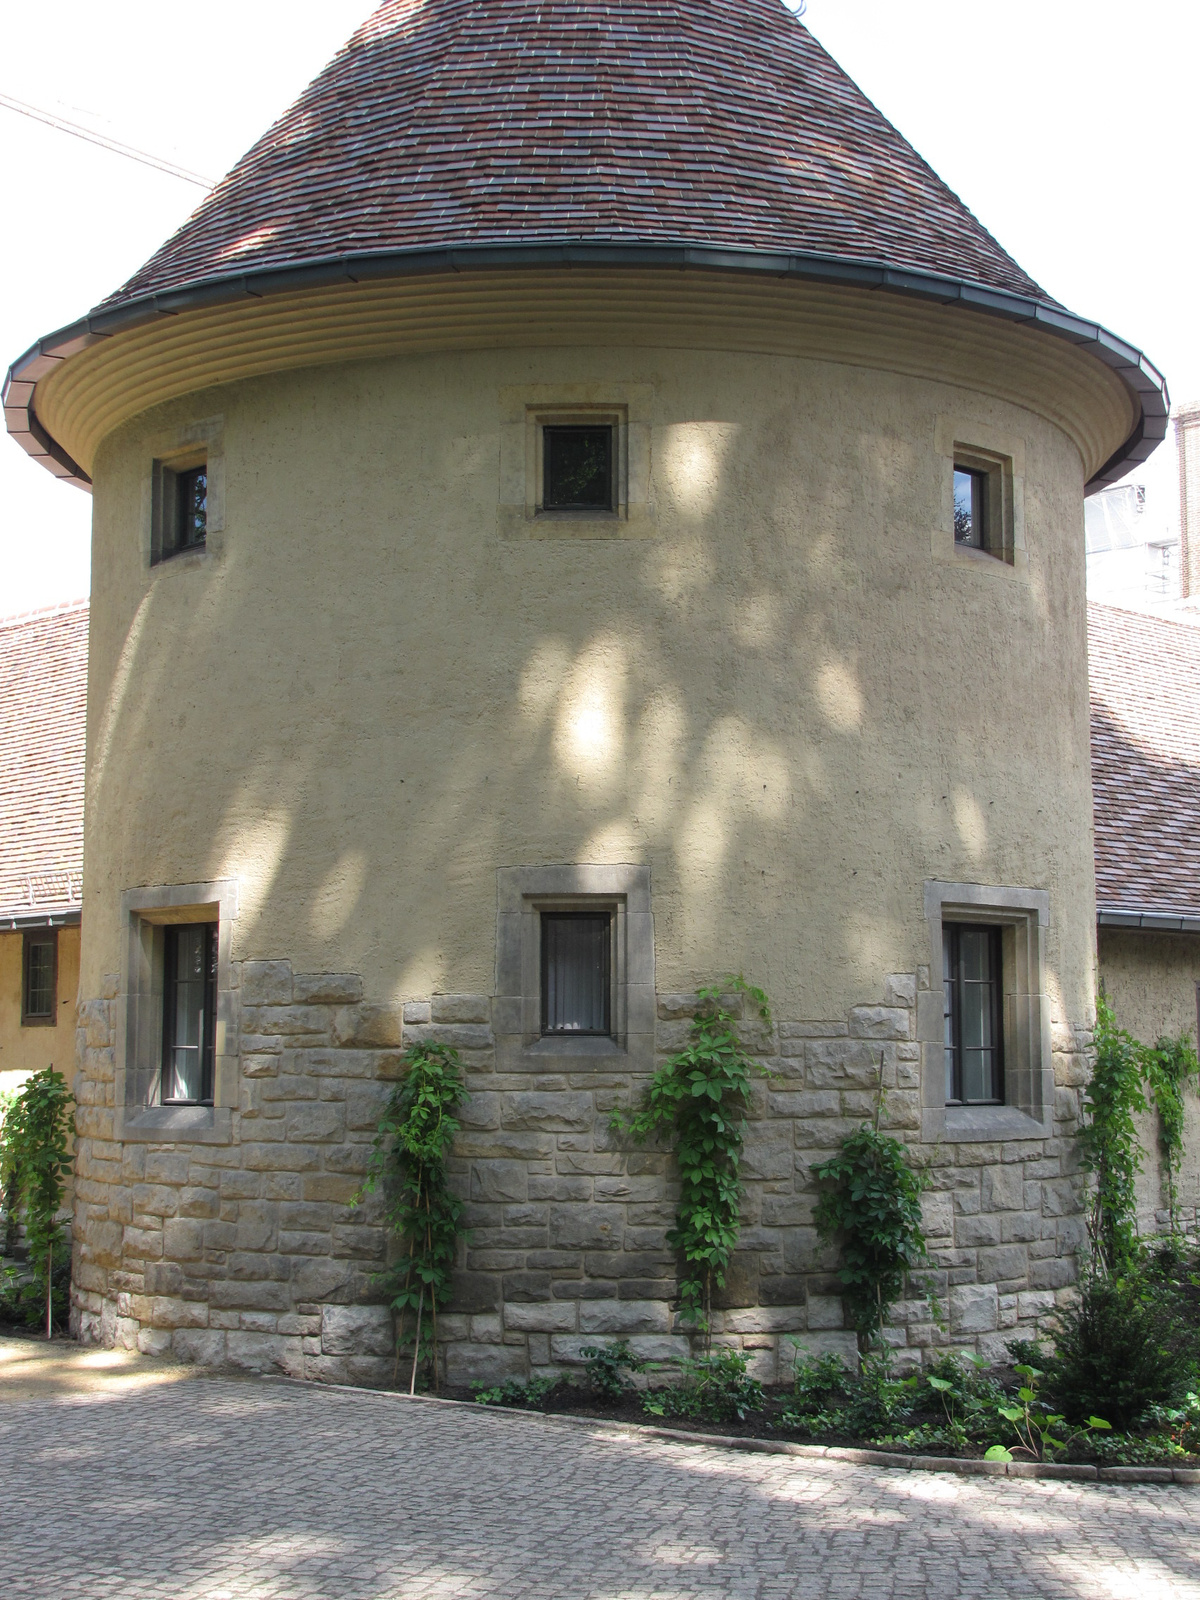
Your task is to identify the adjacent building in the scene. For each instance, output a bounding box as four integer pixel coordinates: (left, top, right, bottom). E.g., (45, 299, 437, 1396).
(0, 602, 87, 1101)
(2, 0, 1172, 1379)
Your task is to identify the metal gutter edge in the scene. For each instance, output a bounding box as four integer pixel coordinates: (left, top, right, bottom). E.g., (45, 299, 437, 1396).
(0, 909, 83, 931)
(1097, 906, 1200, 934)
(2, 240, 1170, 495)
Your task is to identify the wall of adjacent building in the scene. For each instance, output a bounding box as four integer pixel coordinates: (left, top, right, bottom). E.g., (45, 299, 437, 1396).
(1097, 927, 1200, 1235)
(69, 325, 1100, 1378)
(0, 924, 80, 1097)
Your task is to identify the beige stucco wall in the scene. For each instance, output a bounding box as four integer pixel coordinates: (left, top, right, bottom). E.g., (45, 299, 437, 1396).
(82, 341, 1096, 1023)
(68, 305, 1107, 1374)
(1098, 928, 1200, 1232)
(0, 924, 80, 1097)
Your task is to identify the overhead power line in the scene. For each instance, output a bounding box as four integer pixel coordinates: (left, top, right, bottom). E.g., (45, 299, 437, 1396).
(0, 91, 215, 189)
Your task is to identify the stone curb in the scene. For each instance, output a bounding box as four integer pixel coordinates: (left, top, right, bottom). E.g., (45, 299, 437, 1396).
(252, 1374, 1199, 1486)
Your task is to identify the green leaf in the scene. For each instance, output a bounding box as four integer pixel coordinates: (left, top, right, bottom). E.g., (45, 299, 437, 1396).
(999, 1406, 1024, 1423)
(927, 1376, 952, 1392)
(1087, 1417, 1112, 1431)
(984, 1445, 1013, 1462)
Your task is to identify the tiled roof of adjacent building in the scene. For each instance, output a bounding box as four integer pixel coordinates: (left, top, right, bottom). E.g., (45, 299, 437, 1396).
(0, 602, 87, 922)
(100, 0, 1047, 309)
(1089, 602, 1200, 922)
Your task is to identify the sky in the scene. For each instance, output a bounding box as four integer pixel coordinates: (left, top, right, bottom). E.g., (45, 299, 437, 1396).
(1, 0, 1196, 618)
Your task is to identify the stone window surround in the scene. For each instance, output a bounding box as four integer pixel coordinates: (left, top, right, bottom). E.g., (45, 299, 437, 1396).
(497, 384, 655, 540)
(919, 879, 1053, 1144)
(114, 879, 239, 1145)
(145, 415, 225, 570)
(933, 414, 1026, 579)
(494, 864, 655, 1074)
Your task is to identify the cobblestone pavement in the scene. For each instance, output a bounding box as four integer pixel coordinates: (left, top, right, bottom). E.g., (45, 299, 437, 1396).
(2, 1337, 1199, 1600)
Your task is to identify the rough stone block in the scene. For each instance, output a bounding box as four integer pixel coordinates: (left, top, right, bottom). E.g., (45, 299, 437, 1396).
(137, 1327, 173, 1357)
(981, 1165, 1025, 1212)
(403, 1001, 432, 1024)
(955, 1213, 1002, 1248)
(1016, 1289, 1058, 1321)
(805, 1294, 845, 1330)
(503, 1302, 578, 1333)
(783, 1331, 858, 1372)
(848, 1006, 910, 1040)
(950, 1283, 999, 1334)
(431, 994, 492, 1024)
(293, 973, 363, 1005)
(331, 1005, 404, 1049)
(471, 1162, 528, 1203)
(285, 1103, 346, 1143)
(550, 1204, 623, 1250)
(722, 1306, 806, 1334)
(225, 1331, 305, 1377)
(321, 1303, 394, 1357)
(171, 1328, 227, 1367)
(241, 961, 294, 1005)
(976, 1244, 1028, 1284)
(502, 1092, 594, 1132)
(444, 1343, 526, 1385)
(161, 1219, 204, 1261)
(884, 974, 917, 1007)
(579, 1300, 671, 1335)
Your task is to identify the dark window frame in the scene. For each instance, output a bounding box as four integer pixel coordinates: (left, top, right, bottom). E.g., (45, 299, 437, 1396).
(151, 455, 208, 565)
(542, 424, 615, 513)
(943, 921, 1004, 1106)
(160, 922, 218, 1106)
(21, 928, 58, 1026)
(953, 465, 987, 549)
(540, 910, 613, 1037)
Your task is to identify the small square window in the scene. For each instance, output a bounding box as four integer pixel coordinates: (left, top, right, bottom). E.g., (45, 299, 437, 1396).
(541, 911, 612, 1036)
(161, 923, 218, 1104)
(543, 426, 614, 512)
(943, 922, 1003, 1105)
(21, 929, 57, 1026)
(152, 455, 208, 564)
(953, 466, 986, 549)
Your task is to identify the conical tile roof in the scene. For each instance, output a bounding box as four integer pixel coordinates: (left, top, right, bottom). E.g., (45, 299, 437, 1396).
(101, 0, 1047, 308)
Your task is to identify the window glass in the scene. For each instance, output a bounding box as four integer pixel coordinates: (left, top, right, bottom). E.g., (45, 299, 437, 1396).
(953, 467, 985, 548)
(176, 466, 208, 550)
(943, 922, 1002, 1104)
(162, 923, 217, 1103)
(543, 427, 613, 511)
(22, 932, 55, 1022)
(541, 912, 611, 1034)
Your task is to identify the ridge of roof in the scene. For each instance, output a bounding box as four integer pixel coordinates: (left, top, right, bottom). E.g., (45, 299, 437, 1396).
(0, 597, 90, 630)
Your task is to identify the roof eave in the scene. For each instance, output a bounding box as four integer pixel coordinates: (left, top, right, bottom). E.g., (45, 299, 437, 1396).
(3, 241, 1169, 496)
(1097, 905, 1200, 935)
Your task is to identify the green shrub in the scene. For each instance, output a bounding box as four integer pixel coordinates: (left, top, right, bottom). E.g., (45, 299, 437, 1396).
(642, 1349, 765, 1423)
(780, 1348, 917, 1440)
(472, 1375, 556, 1409)
(580, 1339, 643, 1399)
(1045, 1272, 1197, 1431)
(0, 1068, 74, 1334)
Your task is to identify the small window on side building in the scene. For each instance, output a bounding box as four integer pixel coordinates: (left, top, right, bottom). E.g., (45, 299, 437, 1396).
(541, 911, 612, 1035)
(21, 929, 57, 1025)
(543, 426, 614, 512)
(152, 456, 208, 564)
(161, 923, 218, 1104)
(943, 922, 1003, 1105)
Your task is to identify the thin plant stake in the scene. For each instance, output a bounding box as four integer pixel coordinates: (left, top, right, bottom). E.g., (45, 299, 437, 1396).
(410, 1284, 424, 1396)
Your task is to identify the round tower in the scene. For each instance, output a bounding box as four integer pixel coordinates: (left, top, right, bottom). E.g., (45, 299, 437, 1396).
(5, 0, 1167, 1378)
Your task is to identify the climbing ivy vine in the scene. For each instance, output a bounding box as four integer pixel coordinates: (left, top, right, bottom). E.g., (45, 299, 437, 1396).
(356, 1042, 469, 1392)
(1080, 993, 1148, 1273)
(812, 1065, 926, 1351)
(1137, 1034, 1199, 1237)
(611, 977, 771, 1334)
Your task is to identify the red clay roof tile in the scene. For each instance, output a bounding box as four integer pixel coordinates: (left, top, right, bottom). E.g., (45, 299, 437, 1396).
(1089, 602, 1200, 919)
(100, 0, 1047, 310)
(0, 603, 87, 921)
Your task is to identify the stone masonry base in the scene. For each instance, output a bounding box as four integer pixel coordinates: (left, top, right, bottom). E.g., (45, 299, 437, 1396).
(69, 959, 1095, 1383)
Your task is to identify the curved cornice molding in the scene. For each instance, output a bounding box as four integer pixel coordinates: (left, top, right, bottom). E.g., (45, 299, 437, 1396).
(3, 243, 1168, 494)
